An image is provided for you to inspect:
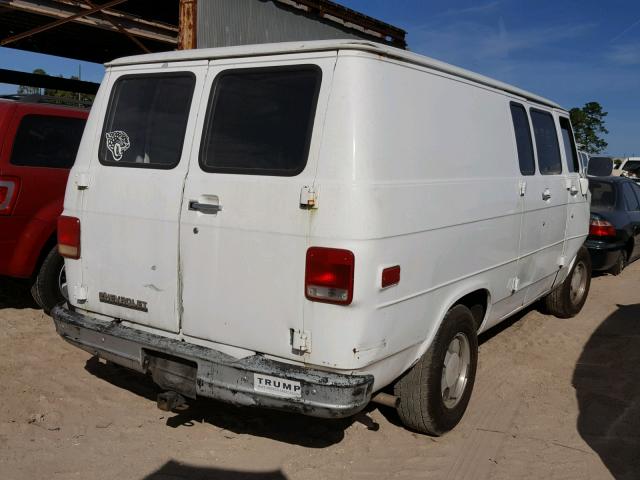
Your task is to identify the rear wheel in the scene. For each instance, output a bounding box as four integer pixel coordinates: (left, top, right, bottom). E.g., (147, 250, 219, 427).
(544, 246, 591, 318)
(394, 305, 478, 435)
(31, 246, 67, 314)
(609, 250, 627, 276)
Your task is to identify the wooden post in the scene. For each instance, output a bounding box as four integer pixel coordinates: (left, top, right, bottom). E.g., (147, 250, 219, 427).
(178, 0, 197, 50)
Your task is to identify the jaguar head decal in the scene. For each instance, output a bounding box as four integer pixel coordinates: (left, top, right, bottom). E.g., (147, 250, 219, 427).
(105, 130, 131, 161)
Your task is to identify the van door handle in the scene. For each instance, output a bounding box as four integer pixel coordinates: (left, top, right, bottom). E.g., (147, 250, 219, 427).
(569, 185, 579, 196)
(542, 189, 552, 201)
(189, 201, 222, 214)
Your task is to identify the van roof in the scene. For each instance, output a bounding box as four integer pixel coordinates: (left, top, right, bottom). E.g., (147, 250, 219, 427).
(107, 39, 562, 110)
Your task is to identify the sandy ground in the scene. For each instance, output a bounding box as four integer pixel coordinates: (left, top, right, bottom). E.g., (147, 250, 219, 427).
(0, 263, 638, 480)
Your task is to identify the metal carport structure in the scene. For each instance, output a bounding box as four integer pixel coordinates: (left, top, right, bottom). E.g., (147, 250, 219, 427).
(0, 0, 405, 94)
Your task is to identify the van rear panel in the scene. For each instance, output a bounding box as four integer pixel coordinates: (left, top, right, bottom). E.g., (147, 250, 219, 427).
(68, 54, 337, 360)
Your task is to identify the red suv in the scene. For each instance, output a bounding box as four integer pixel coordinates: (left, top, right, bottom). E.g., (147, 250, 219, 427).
(0, 98, 88, 312)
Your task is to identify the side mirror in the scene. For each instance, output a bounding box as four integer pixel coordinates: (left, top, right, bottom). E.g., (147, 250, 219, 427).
(587, 157, 614, 177)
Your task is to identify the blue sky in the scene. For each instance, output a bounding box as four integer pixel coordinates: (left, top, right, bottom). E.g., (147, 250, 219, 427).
(1, 0, 638, 154)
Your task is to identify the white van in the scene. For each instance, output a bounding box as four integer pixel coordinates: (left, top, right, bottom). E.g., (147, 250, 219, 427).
(52, 40, 591, 435)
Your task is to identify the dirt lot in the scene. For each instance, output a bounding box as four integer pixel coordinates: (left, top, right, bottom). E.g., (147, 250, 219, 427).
(1, 264, 638, 480)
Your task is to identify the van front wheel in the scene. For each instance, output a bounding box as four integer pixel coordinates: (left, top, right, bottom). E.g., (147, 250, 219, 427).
(394, 304, 478, 435)
(544, 246, 591, 318)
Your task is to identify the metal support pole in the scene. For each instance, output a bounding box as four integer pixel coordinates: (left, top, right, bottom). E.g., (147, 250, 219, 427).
(178, 0, 197, 50)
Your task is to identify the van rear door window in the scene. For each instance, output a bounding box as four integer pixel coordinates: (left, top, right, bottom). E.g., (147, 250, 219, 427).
(559, 117, 579, 172)
(530, 109, 562, 175)
(10, 114, 85, 168)
(200, 66, 321, 176)
(99, 73, 195, 169)
(509, 103, 535, 175)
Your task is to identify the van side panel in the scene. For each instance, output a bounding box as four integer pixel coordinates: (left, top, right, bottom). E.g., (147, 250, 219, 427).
(305, 53, 523, 382)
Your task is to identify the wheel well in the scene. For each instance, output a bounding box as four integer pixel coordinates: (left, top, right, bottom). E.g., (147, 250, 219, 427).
(626, 239, 634, 261)
(453, 289, 489, 331)
(32, 233, 57, 278)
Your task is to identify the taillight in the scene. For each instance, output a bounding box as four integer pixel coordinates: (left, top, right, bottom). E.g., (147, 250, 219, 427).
(58, 216, 81, 259)
(589, 217, 616, 237)
(0, 176, 20, 215)
(305, 247, 354, 305)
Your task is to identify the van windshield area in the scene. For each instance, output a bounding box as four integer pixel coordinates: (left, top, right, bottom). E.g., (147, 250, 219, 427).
(99, 73, 195, 169)
(589, 181, 616, 210)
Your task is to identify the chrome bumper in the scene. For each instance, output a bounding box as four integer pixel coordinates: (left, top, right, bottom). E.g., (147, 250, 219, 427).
(51, 305, 373, 418)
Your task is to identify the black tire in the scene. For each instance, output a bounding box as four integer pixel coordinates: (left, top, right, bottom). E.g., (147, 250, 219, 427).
(394, 304, 478, 436)
(609, 250, 627, 276)
(31, 246, 66, 314)
(544, 246, 591, 318)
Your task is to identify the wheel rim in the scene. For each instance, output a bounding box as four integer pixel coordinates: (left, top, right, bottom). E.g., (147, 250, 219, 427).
(58, 264, 68, 301)
(441, 332, 471, 409)
(569, 260, 587, 304)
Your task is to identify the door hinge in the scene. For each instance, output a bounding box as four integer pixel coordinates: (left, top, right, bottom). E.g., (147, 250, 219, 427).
(75, 172, 90, 190)
(73, 285, 88, 303)
(299, 185, 318, 209)
(518, 180, 527, 196)
(508, 277, 520, 293)
(291, 329, 312, 353)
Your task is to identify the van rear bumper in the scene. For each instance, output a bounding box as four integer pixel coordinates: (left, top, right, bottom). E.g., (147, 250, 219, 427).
(51, 305, 374, 418)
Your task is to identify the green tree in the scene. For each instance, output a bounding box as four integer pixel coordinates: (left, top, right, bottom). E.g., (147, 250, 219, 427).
(569, 102, 609, 154)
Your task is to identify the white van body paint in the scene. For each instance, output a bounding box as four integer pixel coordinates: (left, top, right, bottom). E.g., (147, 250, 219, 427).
(62, 40, 589, 394)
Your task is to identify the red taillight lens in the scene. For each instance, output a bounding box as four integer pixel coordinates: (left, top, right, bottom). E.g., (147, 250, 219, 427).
(381, 265, 401, 288)
(58, 216, 81, 259)
(305, 247, 354, 305)
(0, 176, 20, 216)
(589, 217, 616, 237)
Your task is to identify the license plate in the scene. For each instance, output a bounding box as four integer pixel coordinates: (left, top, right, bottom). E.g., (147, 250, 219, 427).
(253, 373, 302, 398)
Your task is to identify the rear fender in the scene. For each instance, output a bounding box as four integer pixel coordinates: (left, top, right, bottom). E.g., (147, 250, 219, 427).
(7, 203, 59, 277)
(554, 246, 582, 288)
(408, 280, 492, 370)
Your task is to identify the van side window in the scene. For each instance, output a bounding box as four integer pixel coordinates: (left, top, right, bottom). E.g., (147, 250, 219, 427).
(509, 103, 535, 175)
(530, 109, 562, 175)
(10, 114, 85, 169)
(559, 117, 579, 173)
(200, 66, 321, 176)
(99, 73, 195, 169)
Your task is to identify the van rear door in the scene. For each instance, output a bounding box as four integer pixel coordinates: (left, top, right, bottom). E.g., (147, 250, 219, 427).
(179, 53, 336, 360)
(520, 107, 568, 303)
(80, 62, 207, 332)
(558, 115, 589, 274)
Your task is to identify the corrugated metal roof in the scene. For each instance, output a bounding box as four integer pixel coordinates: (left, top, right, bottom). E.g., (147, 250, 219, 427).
(107, 39, 562, 109)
